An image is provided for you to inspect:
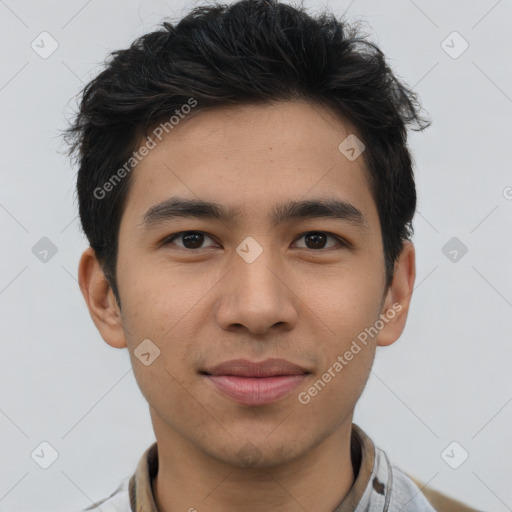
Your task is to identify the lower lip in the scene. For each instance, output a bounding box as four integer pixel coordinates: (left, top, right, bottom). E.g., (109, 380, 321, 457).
(204, 374, 308, 406)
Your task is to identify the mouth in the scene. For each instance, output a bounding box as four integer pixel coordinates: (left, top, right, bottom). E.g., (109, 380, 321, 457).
(199, 358, 311, 406)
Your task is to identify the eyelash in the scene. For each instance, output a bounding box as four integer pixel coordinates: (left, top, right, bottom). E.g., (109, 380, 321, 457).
(162, 230, 349, 251)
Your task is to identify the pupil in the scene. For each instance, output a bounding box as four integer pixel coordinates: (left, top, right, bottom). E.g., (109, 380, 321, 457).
(306, 233, 325, 249)
(183, 232, 203, 248)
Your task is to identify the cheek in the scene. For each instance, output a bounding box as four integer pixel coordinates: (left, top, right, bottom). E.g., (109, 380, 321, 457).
(302, 265, 384, 334)
(119, 271, 203, 383)
(295, 338, 376, 438)
(297, 270, 382, 401)
(119, 266, 189, 340)
(120, 281, 198, 416)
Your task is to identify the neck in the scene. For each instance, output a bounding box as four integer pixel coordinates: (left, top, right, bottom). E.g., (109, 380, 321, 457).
(151, 414, 356, 512)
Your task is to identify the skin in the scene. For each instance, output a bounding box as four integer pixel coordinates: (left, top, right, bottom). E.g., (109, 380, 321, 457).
(79, 100, 415, 512)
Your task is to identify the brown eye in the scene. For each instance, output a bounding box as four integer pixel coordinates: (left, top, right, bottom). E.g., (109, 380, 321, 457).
(294, 232, 346, 250)
(165, 231, 217, 250)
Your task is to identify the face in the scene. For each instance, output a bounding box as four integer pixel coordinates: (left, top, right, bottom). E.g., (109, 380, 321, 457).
(82, 100, 414, 469)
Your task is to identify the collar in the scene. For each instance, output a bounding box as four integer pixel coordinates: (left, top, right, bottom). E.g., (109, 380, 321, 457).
(128, 423, 375, 512)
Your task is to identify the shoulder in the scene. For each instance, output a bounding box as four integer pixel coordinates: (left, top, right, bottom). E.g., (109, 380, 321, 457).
(353, 424, 480, 512)
(388, 461, 439, 512)
(406, 472, 482, 512)
(386, 457, 481, 511)
(78, 477, 131, 512)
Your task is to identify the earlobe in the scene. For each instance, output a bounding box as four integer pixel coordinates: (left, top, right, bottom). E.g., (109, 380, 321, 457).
(77, 247, 127, 349)
(376, 241, 416, 348)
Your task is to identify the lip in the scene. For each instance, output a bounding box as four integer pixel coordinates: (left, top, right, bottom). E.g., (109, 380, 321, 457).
(202, 358, 310, 377)
(200, 358, 310, 406)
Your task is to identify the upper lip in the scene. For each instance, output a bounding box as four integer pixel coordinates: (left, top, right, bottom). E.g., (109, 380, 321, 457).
(202, 358, 310, 377)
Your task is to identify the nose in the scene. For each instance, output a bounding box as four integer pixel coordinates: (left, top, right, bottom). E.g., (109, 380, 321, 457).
(213, 249, 298, 336)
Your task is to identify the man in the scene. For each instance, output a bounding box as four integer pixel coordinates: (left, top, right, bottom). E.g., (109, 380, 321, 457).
(67, 0, 479, 510)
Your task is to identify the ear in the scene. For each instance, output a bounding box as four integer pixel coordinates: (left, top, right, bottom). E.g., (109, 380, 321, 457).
(376, 240, 416, 347)
(77, 247, 127, 349)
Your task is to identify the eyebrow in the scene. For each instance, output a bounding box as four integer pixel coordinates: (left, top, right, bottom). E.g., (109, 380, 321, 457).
(139, 196, 368, 231)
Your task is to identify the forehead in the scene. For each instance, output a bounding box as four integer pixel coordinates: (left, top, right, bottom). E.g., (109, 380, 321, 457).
(120, 100, 378, 230)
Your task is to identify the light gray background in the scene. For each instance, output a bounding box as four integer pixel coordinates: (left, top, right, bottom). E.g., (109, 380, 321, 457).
(0, 0, 511, 511)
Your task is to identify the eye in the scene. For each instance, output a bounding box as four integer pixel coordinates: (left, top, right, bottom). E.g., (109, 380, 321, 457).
(163, 231, 218, 250)
(162, 230, 348, 251)
(293, 231, 348, 250)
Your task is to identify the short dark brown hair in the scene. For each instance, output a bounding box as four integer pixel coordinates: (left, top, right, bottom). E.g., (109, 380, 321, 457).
(65, 0, 430, 306)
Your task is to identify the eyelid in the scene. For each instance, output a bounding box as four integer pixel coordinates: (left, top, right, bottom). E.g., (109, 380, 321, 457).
(162, 230, 350, 250)
(164, 231, 219, 250)
(293, 231, 350, 250)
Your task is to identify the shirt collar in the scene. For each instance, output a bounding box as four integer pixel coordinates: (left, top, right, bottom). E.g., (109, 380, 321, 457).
(129, 423, 375, 512)
(334, 423, 375, 511)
